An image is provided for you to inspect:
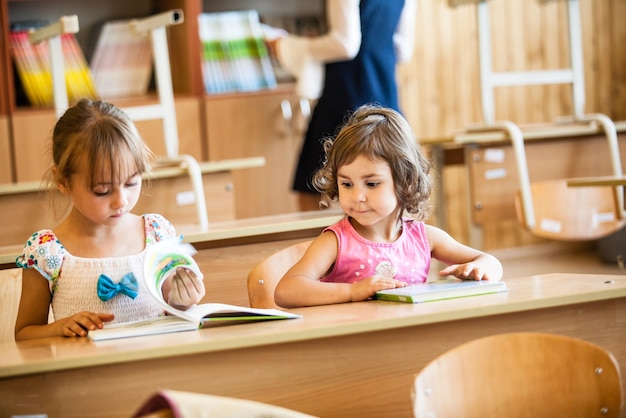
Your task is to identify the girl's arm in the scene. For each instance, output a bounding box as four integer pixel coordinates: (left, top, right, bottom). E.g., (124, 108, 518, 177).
(274, 231, 345, 308)
(426, 225, 504, 281)
(274, 231, 405, 308)
(277, 0, 362, 64)
(15, 269, 114, 340)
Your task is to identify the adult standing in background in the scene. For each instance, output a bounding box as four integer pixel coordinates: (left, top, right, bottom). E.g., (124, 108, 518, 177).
(267, 0, 417, 211)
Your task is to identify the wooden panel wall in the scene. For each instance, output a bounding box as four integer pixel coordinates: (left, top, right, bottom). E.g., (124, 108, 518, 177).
(399, 0, 626, 140)
(397, 0, 626, 251)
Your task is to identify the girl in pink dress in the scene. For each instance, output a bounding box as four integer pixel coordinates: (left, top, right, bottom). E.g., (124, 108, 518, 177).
(275, 105, 503, 308)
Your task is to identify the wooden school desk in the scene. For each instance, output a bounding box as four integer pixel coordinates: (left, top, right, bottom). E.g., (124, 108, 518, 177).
(567, 176, 626, 187)
(423, 121, 626, 249)
(1, 273, 624, 418)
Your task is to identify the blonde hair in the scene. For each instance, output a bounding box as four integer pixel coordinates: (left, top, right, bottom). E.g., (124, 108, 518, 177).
(48, 99, 154, 189)
(44, 99, 154, 217)
(312, 105, 432, 220)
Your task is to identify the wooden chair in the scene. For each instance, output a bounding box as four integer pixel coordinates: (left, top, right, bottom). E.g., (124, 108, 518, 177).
(412, 332, 624, 418)
(451, 0, 625, 242)
(30, 12, 209, 229)
(133, 390, 318, 418)
(247, 240, 312, 309)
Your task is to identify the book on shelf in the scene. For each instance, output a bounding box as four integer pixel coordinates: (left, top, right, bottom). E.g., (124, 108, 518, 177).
(198, 10, 277, 94)
(375, 278, 508, 304)
(9, 21, 97, 107)
(88, 241, 301, 341)
(90, 19, 153, 99)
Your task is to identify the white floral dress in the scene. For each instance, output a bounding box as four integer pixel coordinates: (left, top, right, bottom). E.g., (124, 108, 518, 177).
(16, 214, 180, 324)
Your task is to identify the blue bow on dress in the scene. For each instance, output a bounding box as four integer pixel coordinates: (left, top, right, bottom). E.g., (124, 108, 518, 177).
(97, 272, 139, 301)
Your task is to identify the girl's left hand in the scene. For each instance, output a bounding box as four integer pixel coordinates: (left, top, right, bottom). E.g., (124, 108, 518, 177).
(439, 263, 488, 281)
(167, 267, 206, 309)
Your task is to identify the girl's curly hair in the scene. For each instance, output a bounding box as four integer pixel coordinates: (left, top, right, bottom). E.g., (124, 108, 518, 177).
(312, 104, 432, 220)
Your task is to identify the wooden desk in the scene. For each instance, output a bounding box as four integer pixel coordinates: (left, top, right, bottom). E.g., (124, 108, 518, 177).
(0, 210, 343, 269)
(1, 273, 624, 418)
(422, 121, 626, 249)
(567, 175, 626, 187)
(0, 157, 266, 248)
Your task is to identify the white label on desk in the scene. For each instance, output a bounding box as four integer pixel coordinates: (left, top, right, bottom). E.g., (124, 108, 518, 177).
(484, 168, 507, 180)
(484, 148, 505, 163)
(176, 191, 196, 206)
(540, 218, 562, 233)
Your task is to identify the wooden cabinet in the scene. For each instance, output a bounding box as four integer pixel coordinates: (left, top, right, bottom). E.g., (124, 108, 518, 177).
(10, 96, 205, 183)
(0, 116, 10, 183)
(204, 86, 310, 218)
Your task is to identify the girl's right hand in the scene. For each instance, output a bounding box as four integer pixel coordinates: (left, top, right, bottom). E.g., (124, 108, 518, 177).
(350, 276, 407, 302)
(55, 312, 115, 338)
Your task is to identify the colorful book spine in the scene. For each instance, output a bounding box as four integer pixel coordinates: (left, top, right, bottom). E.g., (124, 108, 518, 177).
(9, 23, 97, 108)
(10, 30, 50, 107)
(198, 13, 229, 94)
(91, 20, 153, 99)
(197, 10, 277, 95)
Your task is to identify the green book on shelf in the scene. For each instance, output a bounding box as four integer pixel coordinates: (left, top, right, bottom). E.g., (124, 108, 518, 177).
(375, 279, 508, 304)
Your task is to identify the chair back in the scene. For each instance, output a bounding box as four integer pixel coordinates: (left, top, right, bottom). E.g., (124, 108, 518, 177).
(247, 240, 312, 309)
(515, 180, 625, 241)
(413, 332, 623, 418)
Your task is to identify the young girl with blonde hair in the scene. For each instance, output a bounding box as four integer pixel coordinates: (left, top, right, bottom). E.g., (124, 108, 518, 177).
(15, 99, 205, 340)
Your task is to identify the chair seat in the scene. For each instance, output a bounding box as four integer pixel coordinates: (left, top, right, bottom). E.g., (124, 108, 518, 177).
(515, 179, 625, 241)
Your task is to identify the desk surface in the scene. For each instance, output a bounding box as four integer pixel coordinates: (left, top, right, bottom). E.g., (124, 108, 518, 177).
(1, 273, 623, 378)
(1, 273, 624, 418)
(421, 119, 626, 145)
(0, 209, 343, 268)
(567, 175, 626, 187)
(0, 157, 266, 196)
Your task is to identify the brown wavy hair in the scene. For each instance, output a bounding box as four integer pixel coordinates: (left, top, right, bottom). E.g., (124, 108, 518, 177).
(312, 104, 432, 220)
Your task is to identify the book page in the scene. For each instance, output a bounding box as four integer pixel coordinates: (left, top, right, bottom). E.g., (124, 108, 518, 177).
(143, 241, 301, 324)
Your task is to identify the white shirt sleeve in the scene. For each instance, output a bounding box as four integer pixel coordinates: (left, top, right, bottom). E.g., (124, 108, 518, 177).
(276, 0, 360, 98)
(276, 0, 416, 98)
(394, 0, 417, 63)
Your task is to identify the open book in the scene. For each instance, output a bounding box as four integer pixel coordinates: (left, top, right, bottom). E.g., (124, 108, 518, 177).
(89, 241, 301, 341)
(375, 278, 508, 304)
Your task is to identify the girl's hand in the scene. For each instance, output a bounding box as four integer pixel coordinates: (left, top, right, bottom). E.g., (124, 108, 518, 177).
(55, 312, 115, 338)
(350, 276, 407, 302)
(167, 267, 206, 310)
(439, 263, 489, 281)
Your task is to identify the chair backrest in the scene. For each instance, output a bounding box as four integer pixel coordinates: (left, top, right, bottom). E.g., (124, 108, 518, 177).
(413, 332, 623, 418)
(247, 240, 312, 309)
(514, 179, 626, 241)
(451, 1, 624, 243)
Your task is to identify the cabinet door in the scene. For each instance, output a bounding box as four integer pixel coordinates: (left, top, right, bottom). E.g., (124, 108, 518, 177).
(10, 110, 57, 182)
(0, 116, 13, 183)
(204, 90, 304, 218)
(10, 98, 205, 183)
